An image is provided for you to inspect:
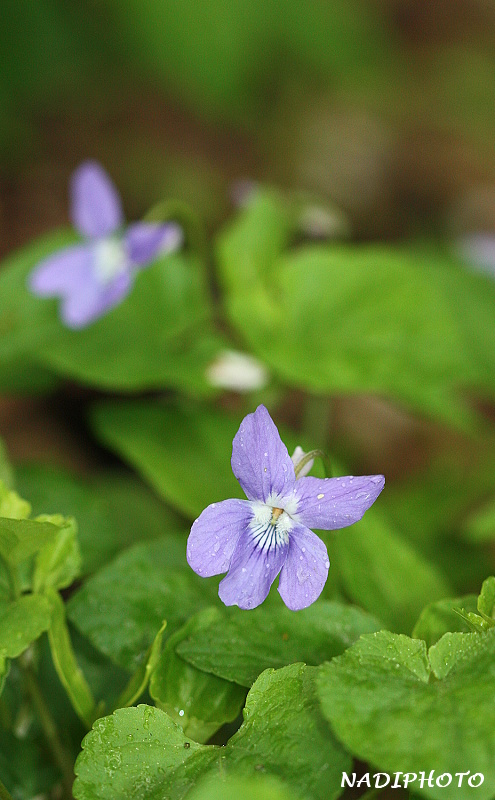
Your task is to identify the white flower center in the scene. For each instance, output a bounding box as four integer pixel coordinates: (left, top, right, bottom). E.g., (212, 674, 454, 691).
(249, 499, 296, 553)
(93, 238, 127, 285)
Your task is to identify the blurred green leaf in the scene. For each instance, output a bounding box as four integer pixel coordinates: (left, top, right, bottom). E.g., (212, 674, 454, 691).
(0, 229, 72, 394)
(318, 629, 495, 800)
(0, 440, 13, 490)
(412, 594, 477, 647)
(37, 248, 219, 393)
(187, 773, 299, 800)
(0, 481, 31, 520)
(176, 601, 381, 687)
(332, 508, 451, 634)
(150, 609, 247, 742)
(90, 398, 325, 520)
(381, 451, 495, 591)
(477, 576, 495, 620)
(0, 722, 59, 800)
(463, 494, 495, 544)
(67, 537, 217, 671)
(74, 665, 349, 800)
(33, 515, 80, 593)
(0, 594, 52, 659)
(0, 655, 9, 696)
(16, 464, 182, 575)
(0, 516, 63, 566)
(91, 399, 244, 519)
(0, 229, 225, 395)
(45, 588, 96, 728)
(217, 191, 495, 427)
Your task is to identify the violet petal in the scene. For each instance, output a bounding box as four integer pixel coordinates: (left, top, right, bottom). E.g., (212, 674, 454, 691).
(187, 499, 253, 578)
(58, 268, 131, 329)
(294, 474, 385, 531)
(125, 222, 182, 266)
(59, 279, 104, 329)
(278, 522, 329, 610)
(219, 526, 288, 610)
(97, 270, 134, 315)
(70, 161, 123, 239)
(231, 405, 295, 503)
(28, 244, 93, 297)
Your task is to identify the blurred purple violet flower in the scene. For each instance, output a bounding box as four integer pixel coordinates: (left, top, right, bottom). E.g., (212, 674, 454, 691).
(187, 405, 385, 611)
(28, 161, 182, 328)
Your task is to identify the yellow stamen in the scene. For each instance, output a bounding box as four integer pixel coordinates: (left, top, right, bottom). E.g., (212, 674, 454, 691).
(271, 507, 284, 524)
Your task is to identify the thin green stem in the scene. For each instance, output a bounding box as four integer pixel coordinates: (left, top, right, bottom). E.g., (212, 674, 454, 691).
(301, 394, 334, 454)
(21, 663, 74, 798)
(0, 777, 14, 800)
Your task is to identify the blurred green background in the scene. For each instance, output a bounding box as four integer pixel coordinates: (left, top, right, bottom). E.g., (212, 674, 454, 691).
(1, 0, 495, 474)
(1, 0, 495, 252)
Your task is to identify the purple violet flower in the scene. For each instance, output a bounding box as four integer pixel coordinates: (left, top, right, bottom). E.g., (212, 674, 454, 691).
(187, 405, 385, 611)
(28, 161, 182, 328)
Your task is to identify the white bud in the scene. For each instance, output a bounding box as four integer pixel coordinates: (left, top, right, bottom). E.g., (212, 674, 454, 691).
(206, 350, 269, 392)
(291, 446, 314, 477)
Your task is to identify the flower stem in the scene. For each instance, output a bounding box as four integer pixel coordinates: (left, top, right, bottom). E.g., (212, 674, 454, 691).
(0, 778, 14, 800)
(21, 662, 74, 798)
(302, 394, 334, 453)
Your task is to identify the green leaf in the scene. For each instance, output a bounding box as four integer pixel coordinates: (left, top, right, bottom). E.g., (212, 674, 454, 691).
(0, 440, 13, 489)
(462, 494, 495, 543)
(0, 515, 62, 565)
(217, 193, 495, 426)
(36, 249, 223, 394)
(318, 629, 495, 800)
(0, 227, 225, 395)
(90, 399, 322, 520)
(428, 631, 490, 680)
(74, 665, 349, 800)
(477, 576, 495, 619)
(45, 588, 96, 727)
(176, 601, 381, 687)
(33, 515, 81, 592)
(16, 463, 183, 575)
(0, 723, 59, 799)
(412, 594, 477, 647)
(0, 481, 31, 519)
(90, 400, 244, 518)
(150, 609, 247, 742)
(69, 626, 131, 713)
(0, 229, 70, 395)
(187, 773, 299, 800)
(333, 508, 451, 633)
(0, 655, 9, 696)
(0, 594, 52, 658)
(67, 537, 218, 671)
(115, 620, 167, 710)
